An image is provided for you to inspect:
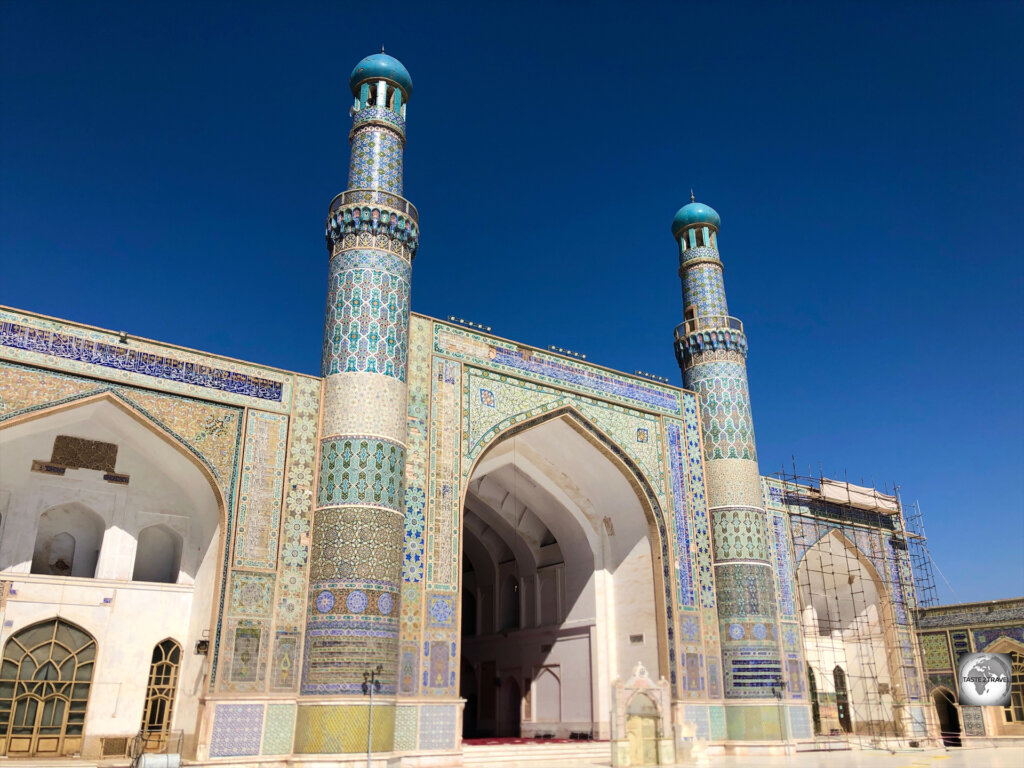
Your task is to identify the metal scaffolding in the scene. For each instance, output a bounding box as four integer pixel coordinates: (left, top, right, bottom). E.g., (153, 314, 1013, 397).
(773, 467, 935, 751)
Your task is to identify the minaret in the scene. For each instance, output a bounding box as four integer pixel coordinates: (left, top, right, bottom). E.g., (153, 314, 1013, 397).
(301, 50, 417, 729)
(672, 199, 787, 729)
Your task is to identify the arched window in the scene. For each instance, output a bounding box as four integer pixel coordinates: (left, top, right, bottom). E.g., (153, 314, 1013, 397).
(834, 665, 852, 733)
(0, 619, 96, 757)
(1004, 651, 1024, 724)
(807, 665, 821, 734)
(133, 525, 182, 584)
(31, 505, 103, 578)
(140, 640, 181, 737)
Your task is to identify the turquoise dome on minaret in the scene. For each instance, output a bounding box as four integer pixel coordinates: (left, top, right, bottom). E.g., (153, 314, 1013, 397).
(349, 52, 413, 98)
(671, 197, 721, 237)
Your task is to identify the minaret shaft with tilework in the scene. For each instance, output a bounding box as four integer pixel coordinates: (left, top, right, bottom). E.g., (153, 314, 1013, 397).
(672, 200, 787, 728)
(299, 52, 417, 741)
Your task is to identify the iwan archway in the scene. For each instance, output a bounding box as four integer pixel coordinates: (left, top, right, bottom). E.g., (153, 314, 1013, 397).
(458, 410, 670, 741)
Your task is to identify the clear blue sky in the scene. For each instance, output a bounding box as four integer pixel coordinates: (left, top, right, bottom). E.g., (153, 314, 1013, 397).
(2, 2, 1022, 604)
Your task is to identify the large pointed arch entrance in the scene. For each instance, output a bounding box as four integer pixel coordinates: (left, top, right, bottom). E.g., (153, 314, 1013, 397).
(797, 529, 904, 737)
(459, 409, 669, 741)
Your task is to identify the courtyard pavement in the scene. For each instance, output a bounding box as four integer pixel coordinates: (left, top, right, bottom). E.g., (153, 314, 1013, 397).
(466, 746, 1024, 768)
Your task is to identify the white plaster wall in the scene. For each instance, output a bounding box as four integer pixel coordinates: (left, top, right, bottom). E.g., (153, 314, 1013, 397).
(0, 399, 223, 750)
(0, 575, 201, 737)
(612, 537, 661, 683)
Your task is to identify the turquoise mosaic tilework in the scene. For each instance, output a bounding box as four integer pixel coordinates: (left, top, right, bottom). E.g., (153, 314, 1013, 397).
(687, 360, 756, 461)
(709, 706, 726, 740)
(317, 437, 405, 511)
(261, 703, 296, 755)
(322, 249, 411, 381)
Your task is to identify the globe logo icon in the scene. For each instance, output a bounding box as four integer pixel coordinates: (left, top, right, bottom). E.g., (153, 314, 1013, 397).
(958, 652, 1012, 706)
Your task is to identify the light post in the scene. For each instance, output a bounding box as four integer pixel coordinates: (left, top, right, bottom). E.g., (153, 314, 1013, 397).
(362, 664, 384, 768)
(773, 677, 790, 756)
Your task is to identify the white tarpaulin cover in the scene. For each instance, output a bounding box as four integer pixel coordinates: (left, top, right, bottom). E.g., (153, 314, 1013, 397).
(819, 478, 899, 514)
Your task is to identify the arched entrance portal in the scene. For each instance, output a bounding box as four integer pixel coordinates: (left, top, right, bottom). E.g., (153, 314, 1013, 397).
(931, 687, 961, 747)
(460, 412, 666, 741)
(797, 530, 903, 737)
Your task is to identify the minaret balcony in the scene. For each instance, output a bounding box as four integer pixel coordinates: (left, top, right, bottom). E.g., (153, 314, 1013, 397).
(674, 316, 748, 364)
(675, 315, 744, 336)
(329, 188, 418, 220)
(325, 189, 420, 258)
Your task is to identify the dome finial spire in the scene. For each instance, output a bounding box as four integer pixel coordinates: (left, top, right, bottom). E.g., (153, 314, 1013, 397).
(690, 189, 695, 203)
(381, 45, 386, 53)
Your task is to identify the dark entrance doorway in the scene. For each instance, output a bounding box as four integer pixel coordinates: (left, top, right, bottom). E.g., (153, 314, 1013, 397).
(933, 688, 961, 747)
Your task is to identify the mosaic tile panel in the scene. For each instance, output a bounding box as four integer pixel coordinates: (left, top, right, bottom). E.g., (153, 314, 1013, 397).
(770, 514, 797, 618)
(303, 577, 400, 695)
(950, 630, 972, 669)
(917, 598, 1024, 628)
(884, 538, 908, 625)
(710, 507, 770, 562)
(704, 459, 765, 510)
(394, 705, 418, 751)
(322, 372, 407, 443)
(229, 571, 275, 616)
(682, 393, 715, 610)
(0, 310, 290, 409)
(322, 249, 411, 380)
(463, 368, 667, 505)
(234, 410, 288, 569)
(264, 377, 318, 692)
(427, 358, 461, 588)
(684, 704, 710, 739)
(709, 705, 726, 739)
(920, 632, 952, 670)
(399, 318, 431, 696)
(261, 702, 296, 755)
(0, 361, 242, 494)
(293, 704, 396, 753)
(972, 624, 1024, 650)
(687, 360, 756, 461)
(683, 262, 729, 318)
(317, 436, 406, 511)
(666, 420, 696, 608)
(309, 506, 404, 582)
(418, 704, 457, 750)
(788, 706, 812, 739)
(348, 124, 404, 194)
(222, 617, 270, 690)
(433, 322, 681, 415)
(961, 706, 985, 736)
(209, 702, 264, 757)
(269, 630, 300, 690)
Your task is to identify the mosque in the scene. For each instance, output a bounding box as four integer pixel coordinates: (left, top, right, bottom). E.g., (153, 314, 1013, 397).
(0, 51, 1021, 766)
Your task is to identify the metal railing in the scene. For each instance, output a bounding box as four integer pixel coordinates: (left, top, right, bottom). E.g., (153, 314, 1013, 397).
(328, 188, 418, 220)
(674, 315, 744, 338)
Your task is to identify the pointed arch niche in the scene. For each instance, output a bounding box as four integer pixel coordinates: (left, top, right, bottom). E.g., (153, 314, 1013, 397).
(796, 529, 904, 737)
(0, 392, 226, 753)
(459, 408, 671, 741)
